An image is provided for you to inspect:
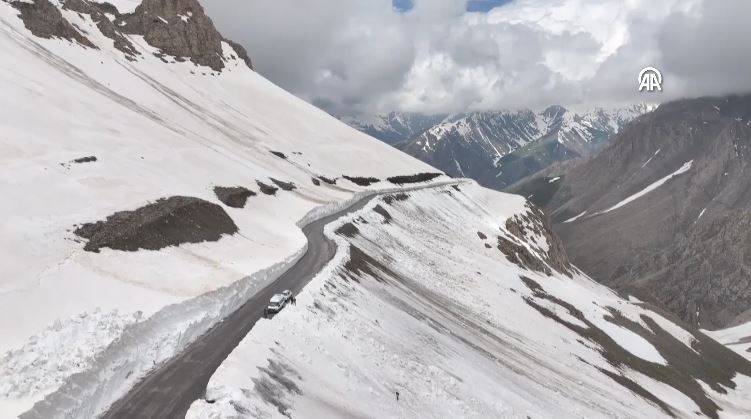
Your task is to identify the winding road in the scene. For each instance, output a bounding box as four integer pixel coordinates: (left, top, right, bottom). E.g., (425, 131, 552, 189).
(103, 183, 453, 418)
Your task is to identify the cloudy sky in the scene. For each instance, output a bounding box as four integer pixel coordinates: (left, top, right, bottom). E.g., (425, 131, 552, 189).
(203, 0, 751, 116)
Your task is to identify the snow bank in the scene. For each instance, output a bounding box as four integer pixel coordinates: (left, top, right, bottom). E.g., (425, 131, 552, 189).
(21, 248, 306, 419)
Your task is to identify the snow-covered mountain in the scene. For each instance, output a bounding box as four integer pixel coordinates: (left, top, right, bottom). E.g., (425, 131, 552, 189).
(1, 1, 750, 418)
(189, 182, 751, 419)
(341, 111, 446, 145)
(395, 104, 654, 189)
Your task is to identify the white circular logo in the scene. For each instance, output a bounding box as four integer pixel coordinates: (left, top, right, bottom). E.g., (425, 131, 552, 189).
(638, 67, 663, 92)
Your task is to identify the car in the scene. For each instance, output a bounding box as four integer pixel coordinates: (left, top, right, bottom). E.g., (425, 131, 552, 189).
(266, 294, 287, 314)
(281, 289, 292, 301)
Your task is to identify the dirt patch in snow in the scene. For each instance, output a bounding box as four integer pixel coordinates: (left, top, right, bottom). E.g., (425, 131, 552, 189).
(73, 155, 97, 163)
(341, 246, 391, 283)
(256, 181, 279, 196)
(372, 205, 392, 223)
(310, 177, 321, 186)
(477, 231, 487, 240)
(250, 359, 302, 418)
(335, 222, 359, 238)
(269, 178, 296, 191)
(382, 193, 409, 205)
(74, 196, 238, 252)
(342, 175, 380, 187)
(269, 151, 287, 159)
(386, 173, 442, 185)
(213, 186, 255, 208)
(317, 176, 337, 185)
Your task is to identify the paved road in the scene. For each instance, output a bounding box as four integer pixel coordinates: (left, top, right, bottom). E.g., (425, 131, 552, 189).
(102, 186, 429, 418)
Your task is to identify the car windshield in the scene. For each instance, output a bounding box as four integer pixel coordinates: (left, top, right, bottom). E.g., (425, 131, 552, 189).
(270, 295, 285, 304)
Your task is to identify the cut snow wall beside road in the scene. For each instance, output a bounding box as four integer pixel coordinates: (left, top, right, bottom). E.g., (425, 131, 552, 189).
(20, 248, 307, 419)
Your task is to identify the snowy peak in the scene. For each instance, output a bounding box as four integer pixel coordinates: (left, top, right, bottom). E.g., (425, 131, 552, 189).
(387, 104, 653, 190)
(342, 111, 446, 145)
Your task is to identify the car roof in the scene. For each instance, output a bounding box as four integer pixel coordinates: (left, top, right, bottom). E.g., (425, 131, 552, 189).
(270, 294, 285, 303)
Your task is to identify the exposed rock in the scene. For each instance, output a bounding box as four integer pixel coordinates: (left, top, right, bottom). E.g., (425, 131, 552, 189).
(335, 222, 359, 238)
(224, 39, 253, 70)
(118, 0, 227, 70)
(382, 193, 409, 205)
(520, 275, 751, 419)
(342, 175, 379, 187)
(372, 204, 392, 223)
(501, 203, 573, 277)
(213, 186, 255, 208)
(269, 178, 296, 191)
(317, 176, 337, 185)
(269, 151, 286, 159)
(11, 0, 96, 48)
(74, 196, 237, 252)
(310, 177, 321, 186)
(73, 155, 97, 163)
(386, 172, 442, 185)
(256, 180, 278, 196)
(62, 0, 138, 56)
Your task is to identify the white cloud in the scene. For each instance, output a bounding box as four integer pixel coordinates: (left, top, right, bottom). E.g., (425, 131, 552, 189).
(202, 0, 751, 115)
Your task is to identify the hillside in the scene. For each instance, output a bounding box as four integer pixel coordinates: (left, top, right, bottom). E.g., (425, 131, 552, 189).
(511, 94, 751, 330)
(189, 182, 751, 419)
(0, 0, 443, 415)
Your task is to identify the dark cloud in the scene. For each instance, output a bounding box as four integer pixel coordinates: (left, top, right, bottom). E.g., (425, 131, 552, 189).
(202, 0, 751, 115)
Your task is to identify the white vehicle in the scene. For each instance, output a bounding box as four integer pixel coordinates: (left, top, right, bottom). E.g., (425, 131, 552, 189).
(266, 294, 287, 314)
(282, 289, 292, 301)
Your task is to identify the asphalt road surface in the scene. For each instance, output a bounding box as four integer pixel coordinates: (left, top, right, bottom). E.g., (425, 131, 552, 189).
(102, 184, 449, 418)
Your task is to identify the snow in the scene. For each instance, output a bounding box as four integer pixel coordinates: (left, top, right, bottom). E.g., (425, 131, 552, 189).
(696, 207, 707, 223)
(641, 148, 661, 168)
(592, 319, 667, 365)
(563, 209, 587, 223)
(106, 0, 141, 14)
(0, 2, 443, 416)
(705, 322, 751, 361)
(187, 182, 751, 419)
(599, 160, 693, 214)
(548, 176, 560, 183)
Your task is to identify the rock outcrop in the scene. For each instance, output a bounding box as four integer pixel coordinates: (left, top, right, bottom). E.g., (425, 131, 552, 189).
(11, 0, 253, 71)
(10, 0, 96, 48)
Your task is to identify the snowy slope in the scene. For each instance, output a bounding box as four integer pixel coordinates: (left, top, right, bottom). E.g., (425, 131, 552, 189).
(0, 0, 443, 415)
(705, 322, 751, 362)
(188, 182, 751, 419)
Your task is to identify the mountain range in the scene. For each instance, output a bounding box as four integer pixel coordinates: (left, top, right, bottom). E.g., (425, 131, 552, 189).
(1, 0, 750, 418)
(345, 104, 654, 189)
